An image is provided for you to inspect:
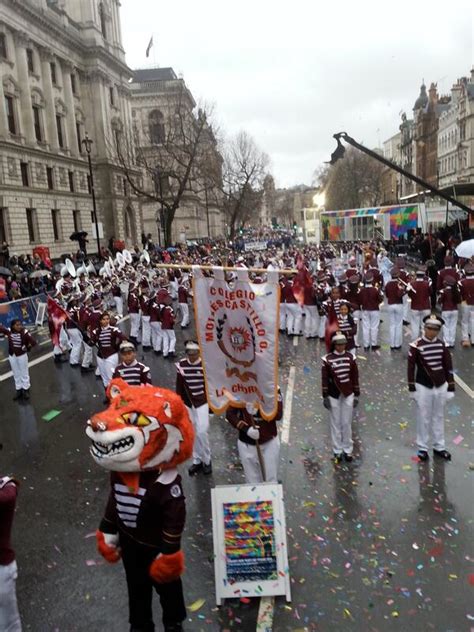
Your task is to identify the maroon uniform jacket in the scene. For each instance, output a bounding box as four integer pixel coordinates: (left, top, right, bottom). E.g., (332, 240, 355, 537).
(459, 277, 474, 305)
(149, 298, 161, 323)
(358, 286, 383, 311)
(303, 285, 318, 306)
(438, 287, 461, 311)
(322, 350, 360, 398)
(282, 282, 297, 304)
(409, 280, 431, 310)
(437, 267, 459, 291)
(140, 295, 151, 317)
(337, 315, 356, 350)
(99, 470, 185, 553)
(113, 360, 152, 386)
(0, 325, 36, 357)
(344, 286, 361, 312)
(408, 337, 454, 390)
(66, 305, 80, 330)
(175, 358, 207, 408)
(87, 309, 102, 336)
(226, 391, 283, 446)
(367, 266, 383, 286)
(160, 305, 175, 330)
(127, 292, 140, 314)
(111, 284, 121, 298)
(398, 268, 410, 284)
(384, 280, 405, 305)
(91, 325, 124, 359)
(0, 478, 17, 565)
(178, 286, 188, 303)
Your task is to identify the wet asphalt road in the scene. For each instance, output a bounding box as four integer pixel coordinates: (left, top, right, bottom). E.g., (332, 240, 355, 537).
(0, 311, 473, 632)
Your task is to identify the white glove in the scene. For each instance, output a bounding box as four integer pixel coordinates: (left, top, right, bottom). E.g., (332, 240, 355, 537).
(247, 426, 260, 441)
(245, 402, 258, 416)
(0, 476, 15, 489)
(103, 532, 120, 548)
(445, 391, 455, 401)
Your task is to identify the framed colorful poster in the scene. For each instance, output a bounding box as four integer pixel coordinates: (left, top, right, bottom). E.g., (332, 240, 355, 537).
(211, 483, 291, 605)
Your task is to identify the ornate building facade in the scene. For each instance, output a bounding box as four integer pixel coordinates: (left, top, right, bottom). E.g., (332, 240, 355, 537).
(0, 0, 142, 258)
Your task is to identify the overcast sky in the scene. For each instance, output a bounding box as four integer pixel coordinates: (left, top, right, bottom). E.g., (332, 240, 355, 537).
(121, 0, 473, 189)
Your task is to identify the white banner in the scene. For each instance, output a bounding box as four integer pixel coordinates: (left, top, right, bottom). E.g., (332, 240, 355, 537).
(244, 241, 267, 251)
(192, 267, 280, 419)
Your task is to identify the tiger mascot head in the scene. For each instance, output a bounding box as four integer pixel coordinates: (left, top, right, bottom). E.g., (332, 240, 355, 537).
(85, 379, 194, 472)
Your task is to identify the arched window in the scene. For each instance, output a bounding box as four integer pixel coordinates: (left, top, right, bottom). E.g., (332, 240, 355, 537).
(99, 2, 107, 39)
(148, 109, 165, 144)
(124, 206, 134, 239)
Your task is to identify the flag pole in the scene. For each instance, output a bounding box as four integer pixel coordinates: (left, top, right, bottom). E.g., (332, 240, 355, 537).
(151, 263, 298, 275)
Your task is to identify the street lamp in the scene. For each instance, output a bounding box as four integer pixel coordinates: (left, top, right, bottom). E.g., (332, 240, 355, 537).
(81, 132, 101, 258)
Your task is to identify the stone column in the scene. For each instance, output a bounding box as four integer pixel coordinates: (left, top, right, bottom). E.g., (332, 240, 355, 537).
(61, 60, 79, 157)
(0, 79, 9, 139)
(38, 46, 59, 150)
(13, 31, 35, 144)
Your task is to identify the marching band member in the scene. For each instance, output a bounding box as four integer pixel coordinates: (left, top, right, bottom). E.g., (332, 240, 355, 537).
(226, 391, 283, 484)
(409, 269, 432, 341)
(436, 254, 459, 291)
(178, 280, 190, 329)
(384, 268, 405, 350)
(336, 300, 357, 356)
(278, 276, 289, 332)
(322, 331, 360, 463)
(459, 264, 474, 347)
(438, 277, 461, 348)
(90, 311, 126, 391)
(176, 340, 212, 476)
(140, 285, 152, 351)
(345, 274, 361, 347)
(359, 273, 383, 350)
(149, 289, 163, 355)
(303, 276, 319, 339)
(408, 314, 455, 461)
(161, 299, 176, 358)
(66, 296, 83, 367)
(0, 319, 37, 401)
(112, 341, 152, 386)
(127, 283, 141, 345)
(111, 278, 123, 318)
(396, 257, 411, 324)
(284, 275, 302, 336)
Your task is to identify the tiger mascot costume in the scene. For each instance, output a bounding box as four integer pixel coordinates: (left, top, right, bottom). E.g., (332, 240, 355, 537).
(86, 378, 194, 632)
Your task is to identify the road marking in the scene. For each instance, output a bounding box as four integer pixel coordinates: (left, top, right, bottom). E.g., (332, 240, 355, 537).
(454, 373, 474, 399)
(256, 596, 274, 632)
(293, 336, 298, 347)
(281, 365, 296, 446)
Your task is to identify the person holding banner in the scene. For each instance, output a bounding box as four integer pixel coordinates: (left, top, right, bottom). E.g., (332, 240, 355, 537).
(226, 390, 283, 484)
(0, 320, 37, 401)
(322, 331, 360, 463)
(176, 341, 212, 476)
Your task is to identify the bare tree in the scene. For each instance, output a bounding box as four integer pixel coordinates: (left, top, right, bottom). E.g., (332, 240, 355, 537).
(222, 131, 270, 240)
(114, 84, 221, 246)
(313, 146, 385, 210)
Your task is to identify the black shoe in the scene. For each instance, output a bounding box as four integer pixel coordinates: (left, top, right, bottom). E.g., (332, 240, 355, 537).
(433, 449, 451, 461)
(202, 462, 213, 475)
(54, 354, 67, 363)
(343, 453, 353, 462)
(70, 363, 80, 368)
(164, 624, 183, 632)
(403, 320, 410, 326)
(154, 350, 162, 356)
(371, 345, 380, 351)
(364, 346, 370, 351)
(188, 463, 203, 476)
(390, 347, 395, 351)
(81, 366, 94, 373)
(168, 351, 176, 358)
(417, 450, 429, 461)
(333, 453, 342, 464)
(142, 346, 152, 351)
(13, 390, 23, 401)
(23, 389, 30, 400)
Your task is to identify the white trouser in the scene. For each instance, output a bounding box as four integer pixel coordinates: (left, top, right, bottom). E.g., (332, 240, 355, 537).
(187, 404, 211, 465)
(129, 312, 141, 339)
(68, 328, 83, 365)
(97, 353, 119, 388)
(54, 325, 70, 355)
(387, 303, 403, 347)
(441, 310, 458, 347)
(286, 303, 302, 335)
(402, 293, 409, 322)
(179, 303, 190, 327)
(318, 314, 326, 338)
(0, 560, 21, 632)
(279, 304, 287, 331)
(412, 382, 452, 451)
(304, 305, 319, 337)
(81, 343, 95, 368)
(461, 303, 474, 342)
(410, 309, 430, 341)
(362, 310, 380, 347)
(162, 330, 176, 356)
(237, 436, 280, 484)
(9, 354, 30, 390)
(353, 310, 361, 345)
(150, 321, 163, 351)
(141, 315, 151, 347)
(328, 394, 354, 455)
(113, 296, 123, 318)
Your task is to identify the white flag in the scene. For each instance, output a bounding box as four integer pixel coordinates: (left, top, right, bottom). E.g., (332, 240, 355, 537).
(192, 267, 280, 420)
(146, 36, 153, 58)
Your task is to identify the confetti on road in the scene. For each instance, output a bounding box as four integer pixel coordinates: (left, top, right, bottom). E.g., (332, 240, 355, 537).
(41, 409, 62, 421)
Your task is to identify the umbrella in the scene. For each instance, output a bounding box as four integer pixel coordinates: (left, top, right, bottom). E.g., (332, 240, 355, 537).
(29, 270, 51, 278)
(455, 239, 474, 259)
(0, 266, 12, 276)
(166, 247, 178, 252)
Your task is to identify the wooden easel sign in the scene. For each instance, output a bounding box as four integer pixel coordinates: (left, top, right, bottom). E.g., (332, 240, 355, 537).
(211, 483, 291, 605)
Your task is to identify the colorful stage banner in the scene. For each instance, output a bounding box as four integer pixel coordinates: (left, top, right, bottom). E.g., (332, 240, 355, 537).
(192, 267, 280, 419)
(0, 293, 47, 328)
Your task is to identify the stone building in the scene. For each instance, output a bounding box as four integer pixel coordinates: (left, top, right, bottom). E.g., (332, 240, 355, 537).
(398, 112, 416, 198)
(0, 0, 141, 259)
(129, 67, 224, 245)
(381, 132, 401, 204)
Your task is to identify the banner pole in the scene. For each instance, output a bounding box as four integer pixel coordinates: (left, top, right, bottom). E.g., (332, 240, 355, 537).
(152, 263, 297, 275)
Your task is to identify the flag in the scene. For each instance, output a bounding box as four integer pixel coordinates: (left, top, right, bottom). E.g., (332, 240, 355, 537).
(146, 36, 153, 58)
(47, 296, 69, 347)
(291, 256, 312, 306)
(324, 301, 339, 353)
(192, 267, 280, 420)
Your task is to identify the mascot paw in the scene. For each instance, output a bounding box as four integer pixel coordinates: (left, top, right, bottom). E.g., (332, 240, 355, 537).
(96, 530, 121, 563)
(149, 551, 184, 583)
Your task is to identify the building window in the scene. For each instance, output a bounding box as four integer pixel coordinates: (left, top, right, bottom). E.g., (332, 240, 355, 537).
(20, 162, 29, 187)
(76, 122, 82, 153)
(123, 178, 128, 196)
(0, 208, 8, 243)
(51, 209, 61, 241)
(26, 48, 34, 74)
(46, 166, 54, 190)
(68, 171, 75, 192)
(73, 210, 81, 233)
(0, 33, 7, 60)
(26, 208, 37, 243)
(99, 3, 107, 39)
(149, 110, 165, 144)
(109, 86, 115, 106)
(56, 115, 64, 148)
(71, 73, 77, 95)
(5, 95, 16, 135)
(87, 174, 92, 194)
(90, 211, 95, 223)
(50, 62, 57, 85)
(32, 104, 42, 142)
